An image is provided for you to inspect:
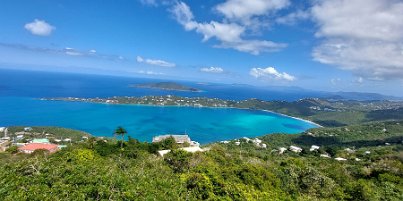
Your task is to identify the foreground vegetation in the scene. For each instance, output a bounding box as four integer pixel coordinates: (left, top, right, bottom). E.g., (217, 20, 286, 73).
(1, 121, 402, 200)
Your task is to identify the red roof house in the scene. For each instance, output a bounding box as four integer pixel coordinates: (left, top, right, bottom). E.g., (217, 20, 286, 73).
(18, 143, 59, 154)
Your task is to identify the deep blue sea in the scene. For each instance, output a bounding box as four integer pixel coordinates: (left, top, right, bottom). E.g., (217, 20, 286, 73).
(0, 69, 318, 143)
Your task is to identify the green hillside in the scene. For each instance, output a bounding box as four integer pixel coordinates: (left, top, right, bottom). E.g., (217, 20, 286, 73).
(1, 121, 402, 200)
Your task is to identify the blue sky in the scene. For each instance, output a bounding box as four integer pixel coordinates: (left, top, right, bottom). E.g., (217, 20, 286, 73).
(0, 0, 402, 96)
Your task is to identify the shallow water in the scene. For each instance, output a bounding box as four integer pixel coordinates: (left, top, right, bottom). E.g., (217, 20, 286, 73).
(0, 97, 317, 144)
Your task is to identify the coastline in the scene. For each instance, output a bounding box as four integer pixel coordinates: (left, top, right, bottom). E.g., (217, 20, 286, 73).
(40, 98, 322, 128)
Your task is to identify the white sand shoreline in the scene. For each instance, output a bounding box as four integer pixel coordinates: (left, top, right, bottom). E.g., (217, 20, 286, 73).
(41, 98, 323, 128)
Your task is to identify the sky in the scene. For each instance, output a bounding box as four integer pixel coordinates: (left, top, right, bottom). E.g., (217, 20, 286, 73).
(0, 0, 402, 96)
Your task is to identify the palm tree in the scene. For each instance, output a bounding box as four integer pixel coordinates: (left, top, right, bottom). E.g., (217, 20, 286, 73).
(114, 126, 127, 149)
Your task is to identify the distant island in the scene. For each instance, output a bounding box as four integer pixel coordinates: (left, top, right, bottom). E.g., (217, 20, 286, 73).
(130, 82, 201, 92)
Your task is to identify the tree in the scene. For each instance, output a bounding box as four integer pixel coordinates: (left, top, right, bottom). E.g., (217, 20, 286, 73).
(114, 126, 127, 149)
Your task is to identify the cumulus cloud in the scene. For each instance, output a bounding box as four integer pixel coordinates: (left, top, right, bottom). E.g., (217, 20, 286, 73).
(216, 0, 290, 23)
(200, 67, 224, 73)
(24, 19, 55, 36)
(250, 67, 295, 81)
(276, 10, 310, 25)
(136, 56, 175, 67)
(311, 0, 403, 80)
(171, 1, 287, 55)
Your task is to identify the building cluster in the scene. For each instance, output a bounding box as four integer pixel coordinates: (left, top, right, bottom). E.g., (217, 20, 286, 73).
(221, 137, 267, 148)
(0, 127, 73, 154)
(152, 134, 206, 157)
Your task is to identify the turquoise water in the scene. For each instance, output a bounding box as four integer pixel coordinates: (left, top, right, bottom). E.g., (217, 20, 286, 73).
(0, 97, 317, 144)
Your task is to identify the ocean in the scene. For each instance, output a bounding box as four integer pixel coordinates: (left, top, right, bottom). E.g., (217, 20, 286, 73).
(0, 69, 318, 143)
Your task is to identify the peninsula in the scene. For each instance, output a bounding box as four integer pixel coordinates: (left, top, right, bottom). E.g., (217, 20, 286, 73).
(130, 82, 201, 92)
(42, 95, 403, 127)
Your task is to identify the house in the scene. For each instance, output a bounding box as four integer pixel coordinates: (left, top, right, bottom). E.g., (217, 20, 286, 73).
(152, 135, 191, 144)
(344, 148, 355, 154)
(252, 138, 262, 144)
(320, 154, 331, 158)
(181, 146, 204, 153)
(310, 145, 320, 151)
(18, 143, 59, 154)
(32, 138, 50, 144)
(242, 137, 251, 142)
(157, 147, 205, 157)
(0, 127, 6, 133)
(63, 138, 72, 143)
(335, 157, 347, 161)
(24, 127, 33, 132)
(235, 141, 241, 146)
(157, 150, 171, 157)
(279, 147, 287, 154)
(289, 145, 303, 153)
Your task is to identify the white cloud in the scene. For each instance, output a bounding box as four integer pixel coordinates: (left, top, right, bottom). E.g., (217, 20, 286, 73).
(63, 47, 82, 56)
(250, 67, 295, 81)
(136, 56, 175, 67)
(171, 1, 286, 55)
(216, 0, 290, 23)
(311, 0, 403, 80)
(24, 19, 55, 36)
(200, 67, 224, 73)
(89, 49, 97, 54)
(276, 10, 310, 25)
(137, 70, 164, 75)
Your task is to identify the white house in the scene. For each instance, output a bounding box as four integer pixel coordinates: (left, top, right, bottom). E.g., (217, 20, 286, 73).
(309, 145, 320, 151)
(279, 147, 287, 154)
(335, 157, 347, 161)
(242, 137, 251, 142)
(157, 147, 205, 157)
(344, 148, 355, 154)
(157, 150, 171, 157)
(289, 145, 302, 153)
(252, 138, 262, 144)
(24, 127, 33, 132)
(320, 154, 331, 158)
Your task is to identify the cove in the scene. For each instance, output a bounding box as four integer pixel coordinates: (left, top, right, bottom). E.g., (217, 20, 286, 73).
(0, 97, 318, 144)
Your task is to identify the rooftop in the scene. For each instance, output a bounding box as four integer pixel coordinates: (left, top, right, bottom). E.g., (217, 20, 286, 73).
(152, 135, 191, 144)
(19, 143, 58, 152)
(32, 138, 50, 143)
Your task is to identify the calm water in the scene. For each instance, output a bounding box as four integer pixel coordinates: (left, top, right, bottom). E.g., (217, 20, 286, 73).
(0, 69, 318, 143)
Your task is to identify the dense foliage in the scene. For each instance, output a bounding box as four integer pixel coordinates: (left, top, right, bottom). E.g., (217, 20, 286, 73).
(0, 122, 402, 200)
